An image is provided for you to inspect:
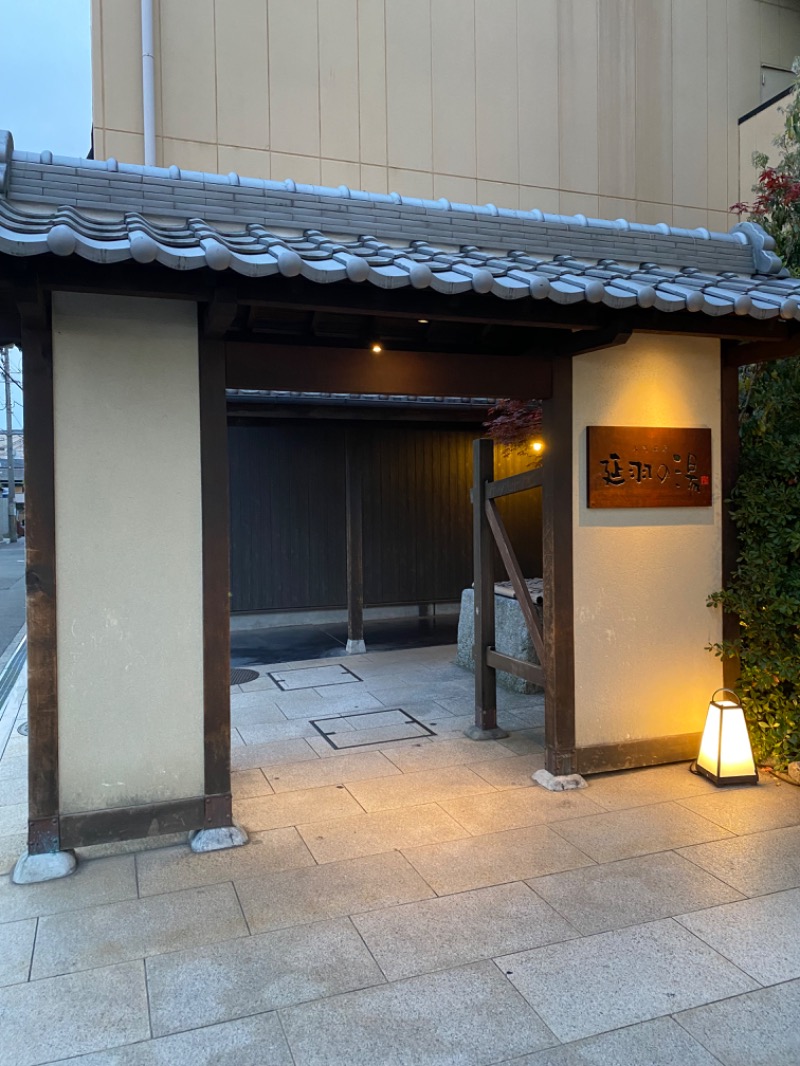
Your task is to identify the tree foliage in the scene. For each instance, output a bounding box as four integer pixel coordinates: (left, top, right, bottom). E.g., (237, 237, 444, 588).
(710, 66, 800, 767)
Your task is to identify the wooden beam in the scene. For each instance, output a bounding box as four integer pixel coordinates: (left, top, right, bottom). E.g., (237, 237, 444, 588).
(542, 357, 577, 775)
(577, 733, 703, 775)
(485, 499, 546, 664)
(345, 429, 365, 652)
(485, 468, 543, 499)
(723, 329, 800, 367)
(226, 341, 554, 400)
(559, 326, 632, 358)
(20, 302, 61, 854)
(198, 330, 233, 816)
(487, 649, 545, 687)
(60, 797, 205, 850)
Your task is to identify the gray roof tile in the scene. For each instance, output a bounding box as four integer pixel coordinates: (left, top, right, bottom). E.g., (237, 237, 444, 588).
(0, 130, 798, 319)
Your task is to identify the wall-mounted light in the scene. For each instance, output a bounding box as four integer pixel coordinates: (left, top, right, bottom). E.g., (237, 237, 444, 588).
(693, 689, 759, 787)
(418, 319, 429, 325)
(371, 343, 383, 354)
(530, 440, 544, 454)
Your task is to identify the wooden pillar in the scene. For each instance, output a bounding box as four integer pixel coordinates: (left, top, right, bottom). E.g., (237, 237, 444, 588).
(466, 438, 507, 739)
(21, 306, 61, 855)
(720, 350, 741, 689)
(542, 357, 577, 774)
(199, 334, 233, 827)
(345, 429, 365, 654)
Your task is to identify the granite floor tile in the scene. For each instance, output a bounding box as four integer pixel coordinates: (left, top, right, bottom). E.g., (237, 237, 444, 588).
(146, 917, 385, 1037)
(582, 762, 714, 811)
(279, 960, 556, 1066)
(233, 784, 364, 832)
(677, 779, 800, 834)
(230, 737, 319, 771)
(0, 775, 25, 807)
(0, 917, 35, 986)
(550, 802, 733, 863)
(54, 1010, 294, 1065)
(403, 825, 595, 895)
(0, 855, 138, 922)
(503, 1016, 722, 1065)
(297, 803, 469, 864)
(272, 664, 361, 690)
(496, 730, 547, 757)
(528, 851, 744, 935)
(0, 831, 28, 876)
(677, 888, 800, 985)
(346, 765, 498, 812)
(498, 918, 757, 1043)
(314, 720, 432, 749)
(32, 882, 248, 979)
(265, 750, 402, 793)
(136, 827, 314, 896)
(306, 733, 437, 759)
(0, 960, 150, 1066)
(469, 754, 546, 790)
(236, 850, 435, 933)
(276, 690, 381, 719)
(0, 801, 26, 836)
(237, 719, 325, 744)
(441, 787, 604, 835)
(676, 978, 800, 1066)
(384, 737, 515, 773)
(231, 767, 273, 798)
(678, 825, 800, 896)
(353, 880, 577, 981)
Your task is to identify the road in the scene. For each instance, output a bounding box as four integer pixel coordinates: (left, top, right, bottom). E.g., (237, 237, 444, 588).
(0, 540, 25, 660)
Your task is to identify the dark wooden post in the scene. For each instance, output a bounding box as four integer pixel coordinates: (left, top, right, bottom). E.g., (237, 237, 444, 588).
(720, 349, 741, 689)
(466, 438, 508, 740)
(542, 357, 577, 774)
(198, 334, 233, 828)
(345, 429, 365, 654)
(21, 306, 62, 855)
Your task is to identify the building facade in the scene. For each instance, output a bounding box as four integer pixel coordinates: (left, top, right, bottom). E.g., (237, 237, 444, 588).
(90, 0, 800, 231)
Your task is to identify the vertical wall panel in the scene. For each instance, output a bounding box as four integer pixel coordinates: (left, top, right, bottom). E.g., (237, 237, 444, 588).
(518, 0, 560, 192)
(268, 0, 320, 157)
(386, 0, 432, 172)
(673, 0, 708, 211)
(215, 0, 269, 151)
(635, 0, 672, 207)
(558, 0, 599, 195)
(432, 0, 476, 179)
(319, 0, 360, 163)
(598, 0, 636, 201)
(475, 0, 518, 184)
(160, 0, 217, 144)
(358, 0, 387, 166)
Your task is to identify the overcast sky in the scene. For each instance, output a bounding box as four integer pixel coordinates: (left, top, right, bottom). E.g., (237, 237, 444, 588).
(0, 0, 91, 432)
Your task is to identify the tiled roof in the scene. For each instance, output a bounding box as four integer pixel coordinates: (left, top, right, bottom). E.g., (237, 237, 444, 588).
(2, 130, 800, 321)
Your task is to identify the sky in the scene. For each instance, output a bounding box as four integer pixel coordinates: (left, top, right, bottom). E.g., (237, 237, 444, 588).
(0, 0, 92, 433)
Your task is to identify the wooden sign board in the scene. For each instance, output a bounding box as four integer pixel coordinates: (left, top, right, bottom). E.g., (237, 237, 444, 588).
(587, 426, 712, 509)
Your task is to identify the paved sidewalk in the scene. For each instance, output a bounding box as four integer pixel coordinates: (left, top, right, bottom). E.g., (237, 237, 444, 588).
(1, 644, 800, 1064)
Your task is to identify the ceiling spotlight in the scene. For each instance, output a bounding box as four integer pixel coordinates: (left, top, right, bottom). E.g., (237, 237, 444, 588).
(371, 343, 383, 353)
(418, 319, 429, 324)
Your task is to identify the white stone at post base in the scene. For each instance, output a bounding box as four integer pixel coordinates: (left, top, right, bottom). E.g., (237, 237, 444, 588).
(189, 824, 249, 853)
(346, 639, 366, 654)
(532, 768, 588, 792)
(12, 849, 77, 885)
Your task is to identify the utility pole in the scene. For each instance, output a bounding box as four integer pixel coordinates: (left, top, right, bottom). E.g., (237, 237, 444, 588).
(2, 347, 17, 543)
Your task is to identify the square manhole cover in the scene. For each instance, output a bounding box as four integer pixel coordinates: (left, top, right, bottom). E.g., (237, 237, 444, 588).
(311, 708, 436, 750)
(268, 664, 361, 691)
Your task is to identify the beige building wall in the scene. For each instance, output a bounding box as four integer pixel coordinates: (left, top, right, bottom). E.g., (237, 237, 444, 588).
(739, 92, 790, 203)
(572, 336, 723, 752)
(52, 293, 205, 815)
(89, 0, 800, 231)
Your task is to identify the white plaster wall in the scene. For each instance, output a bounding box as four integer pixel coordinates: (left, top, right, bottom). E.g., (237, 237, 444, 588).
(572, 335, 724, 750)
(52, 293, 205, 815)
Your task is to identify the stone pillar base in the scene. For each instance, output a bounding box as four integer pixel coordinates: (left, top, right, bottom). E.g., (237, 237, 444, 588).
(189, 825, 248, 853)
(12, 850, 77, 885)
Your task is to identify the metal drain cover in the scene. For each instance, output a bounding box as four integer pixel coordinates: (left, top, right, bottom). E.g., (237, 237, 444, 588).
(17, 721, 28, 736)
(231, 668, 260, 686)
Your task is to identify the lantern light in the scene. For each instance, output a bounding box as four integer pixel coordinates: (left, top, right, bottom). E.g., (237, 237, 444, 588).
(692, 688, 759, 787)
(371, 343, 383, 354)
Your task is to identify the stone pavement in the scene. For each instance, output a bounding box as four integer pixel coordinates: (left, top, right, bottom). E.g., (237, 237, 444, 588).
(1, 643, 800, 1065)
